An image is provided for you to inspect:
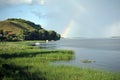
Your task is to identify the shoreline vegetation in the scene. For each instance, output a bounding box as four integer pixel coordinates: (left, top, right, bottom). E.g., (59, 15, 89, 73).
(0, 41, 120, 80)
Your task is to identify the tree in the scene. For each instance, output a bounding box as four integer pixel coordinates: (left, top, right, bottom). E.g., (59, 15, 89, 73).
(39, 29, 48, 40)
(48, 30, 61, 41)
(0, 30, 7, 42)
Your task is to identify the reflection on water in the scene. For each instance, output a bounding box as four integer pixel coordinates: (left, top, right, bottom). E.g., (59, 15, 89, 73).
(39, 42, 57, 49)
(30, 41, 57, 49)
(36, 38, 120, 72)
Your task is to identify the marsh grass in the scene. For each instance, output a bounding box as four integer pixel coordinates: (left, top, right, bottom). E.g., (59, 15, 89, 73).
(0, 41, 120, 80)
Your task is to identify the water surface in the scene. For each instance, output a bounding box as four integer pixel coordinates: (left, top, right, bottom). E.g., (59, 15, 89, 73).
(40, 38, 120, 72)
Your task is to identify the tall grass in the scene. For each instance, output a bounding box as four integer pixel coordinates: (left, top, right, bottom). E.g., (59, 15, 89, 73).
(0, 41, 120, 80)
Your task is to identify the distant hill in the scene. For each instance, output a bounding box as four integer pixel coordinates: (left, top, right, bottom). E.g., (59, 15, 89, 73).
(111, 36, 120, 39)
(0, 18, 60, 41)
(0, 18, 42, 35)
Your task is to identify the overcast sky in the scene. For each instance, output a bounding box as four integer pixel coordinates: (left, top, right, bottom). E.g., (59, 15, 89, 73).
(0, 0, 120, 38)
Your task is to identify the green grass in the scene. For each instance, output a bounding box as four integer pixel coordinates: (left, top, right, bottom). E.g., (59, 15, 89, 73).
(0, 41, 120, 80)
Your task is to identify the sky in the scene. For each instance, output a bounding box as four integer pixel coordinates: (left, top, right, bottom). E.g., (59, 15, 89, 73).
(0, 0, 120, 38)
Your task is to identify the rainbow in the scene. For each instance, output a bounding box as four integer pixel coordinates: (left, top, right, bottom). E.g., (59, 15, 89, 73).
(61, 0, 84, 38)
(62, 19, 75, 37)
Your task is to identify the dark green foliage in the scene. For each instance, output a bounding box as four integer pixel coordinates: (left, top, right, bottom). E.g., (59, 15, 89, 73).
(0, 63, 46, 80)
(48, 30, 61, 41)
(23, 29, 60, 40)
(0, 30, 6, 41)
(0, 29, 23, 41)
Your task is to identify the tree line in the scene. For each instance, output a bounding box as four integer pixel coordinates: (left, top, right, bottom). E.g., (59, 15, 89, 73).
(0, 29, 61, 41)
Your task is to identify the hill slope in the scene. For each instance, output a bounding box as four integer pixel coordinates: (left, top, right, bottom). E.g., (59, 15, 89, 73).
(0, 18, 42, 34)
(0, 18, 60, 41)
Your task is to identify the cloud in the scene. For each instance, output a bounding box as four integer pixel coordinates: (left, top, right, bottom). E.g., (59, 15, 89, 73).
(0, 0, 32, 5)
(30, 0, 46, 5)
(44, 0, 86, 21)
(105, 21, 120, 37)
(31, 11, 46, 18)
(39, 0, 45, 5)
(0, 0, 46, 6)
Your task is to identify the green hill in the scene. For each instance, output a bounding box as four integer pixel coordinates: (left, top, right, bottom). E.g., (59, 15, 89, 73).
(0, 18, 60, 41)
(0, 18, 42, 34)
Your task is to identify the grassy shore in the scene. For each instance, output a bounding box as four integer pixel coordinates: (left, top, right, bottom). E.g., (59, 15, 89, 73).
(0, 41, 120, 80)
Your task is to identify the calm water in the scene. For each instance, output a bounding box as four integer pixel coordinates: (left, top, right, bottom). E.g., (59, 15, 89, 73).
(40, 38, 120, 72)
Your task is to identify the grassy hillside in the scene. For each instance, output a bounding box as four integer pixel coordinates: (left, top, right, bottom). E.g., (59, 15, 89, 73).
(0, 18, 42, 34)
(0, 18, 61, 41)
